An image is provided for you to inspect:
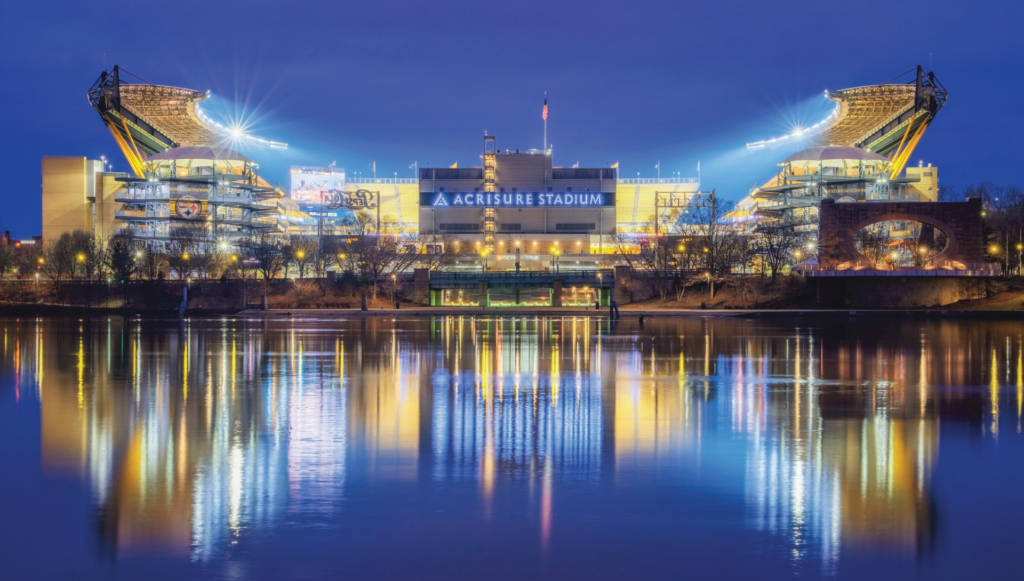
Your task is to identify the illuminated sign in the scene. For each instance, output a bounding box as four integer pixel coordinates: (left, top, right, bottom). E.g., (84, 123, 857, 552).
(290, 165, 345, 204)
(431, 192, 609, 207)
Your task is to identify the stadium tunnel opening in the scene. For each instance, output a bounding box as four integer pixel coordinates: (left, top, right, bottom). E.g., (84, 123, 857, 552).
(854, 220, 949, 268)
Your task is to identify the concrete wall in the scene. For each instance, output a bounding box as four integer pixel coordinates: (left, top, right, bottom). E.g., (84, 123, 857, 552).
(94, 173, 127, 239)
(42, 157, 127, 242)
(42, 157, 93, 241)
(843, 277, 986, 308)
(905, 166, 938, 202)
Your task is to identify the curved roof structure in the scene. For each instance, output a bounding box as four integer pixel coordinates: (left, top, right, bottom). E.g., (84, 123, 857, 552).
(781, 146, 887, 164)
(116, 83, 221, 148)
(813, 84, 920, 151)
(148, 146, 254, 164)
(88, 66, 286, 176)
(746, 67, 947, 158)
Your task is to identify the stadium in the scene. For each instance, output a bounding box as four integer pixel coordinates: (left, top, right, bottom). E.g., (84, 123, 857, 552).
(41, 64, 947, 274)
(733, 66, 947, 227)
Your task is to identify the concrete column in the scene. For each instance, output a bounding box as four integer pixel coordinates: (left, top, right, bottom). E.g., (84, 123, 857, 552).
(479, 280, 488, 308)
(553, 280, 563, 307)
(613, 265, 632, 304)
(413, 268, 431, 305)
(515, 288, 520, 305)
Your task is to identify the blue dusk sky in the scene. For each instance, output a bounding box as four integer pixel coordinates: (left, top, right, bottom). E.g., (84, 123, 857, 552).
(0, 0, 1021, 238)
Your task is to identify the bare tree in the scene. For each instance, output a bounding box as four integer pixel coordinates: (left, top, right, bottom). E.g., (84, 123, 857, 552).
(677, 193, 749, 277)
(0, 240, 14, 279)
(855, 225, 890, 266)
(286, 235, 317, 278)
(241, 229, 285, 282)
(168, 223, 206, 279)
(41, 232, 79, 284)
(753, 215, 804, 282)
(417, 234, 460, 271)
(339, 234, 418, 300)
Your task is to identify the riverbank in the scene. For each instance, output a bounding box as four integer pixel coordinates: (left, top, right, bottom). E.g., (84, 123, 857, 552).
(4, 302, 1023, 319)
(232, 306, 1024, 319)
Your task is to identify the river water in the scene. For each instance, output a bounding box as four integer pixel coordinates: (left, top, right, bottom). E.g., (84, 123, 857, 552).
(1, 315, 1022, 580)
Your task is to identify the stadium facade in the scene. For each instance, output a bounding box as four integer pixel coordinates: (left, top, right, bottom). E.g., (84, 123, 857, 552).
(40, 64, 946, 272)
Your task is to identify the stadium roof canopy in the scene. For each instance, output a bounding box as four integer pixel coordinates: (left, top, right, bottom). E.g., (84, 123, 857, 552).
(149, 146, 254, 164)
(815, 66, 947, 157)
(782, 145, 887, 164)
(88, 66, 285, 177)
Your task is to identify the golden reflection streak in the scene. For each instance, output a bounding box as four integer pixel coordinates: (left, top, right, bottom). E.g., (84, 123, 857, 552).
(77, 336, 84, 410)
(991, 348, 999, 436)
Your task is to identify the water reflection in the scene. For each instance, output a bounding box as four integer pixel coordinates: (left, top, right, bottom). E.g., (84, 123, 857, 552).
(1, 315, 1020, 575)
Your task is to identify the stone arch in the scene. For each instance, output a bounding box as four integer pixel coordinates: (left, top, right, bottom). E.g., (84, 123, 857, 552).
(817, 198, 983, 269)
(844, 213, 958, 265)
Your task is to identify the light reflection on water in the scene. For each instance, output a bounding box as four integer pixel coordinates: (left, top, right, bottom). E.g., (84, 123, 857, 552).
(1, 316, 1022, 579)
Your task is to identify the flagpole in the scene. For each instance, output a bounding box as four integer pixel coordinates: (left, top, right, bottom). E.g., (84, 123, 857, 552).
(543, 92, 547, 153)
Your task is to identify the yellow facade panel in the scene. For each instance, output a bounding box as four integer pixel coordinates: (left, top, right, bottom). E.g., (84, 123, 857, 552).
(42, 157, 92, 242)
(905, 166, 938, 202)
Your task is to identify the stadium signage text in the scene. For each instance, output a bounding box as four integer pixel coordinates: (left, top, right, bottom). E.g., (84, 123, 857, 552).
(432, 192, 606, 207)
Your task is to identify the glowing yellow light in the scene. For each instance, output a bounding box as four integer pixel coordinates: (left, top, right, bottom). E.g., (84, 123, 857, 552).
(77, 253, 85, 262)
(183, 253, 190, 260)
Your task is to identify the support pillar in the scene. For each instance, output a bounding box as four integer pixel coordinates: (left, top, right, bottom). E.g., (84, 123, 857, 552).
(479, 280, 488, 308)
(552, 280, 563, 307)
(413, 268, 431, 305)
(515, 288, 521, 306)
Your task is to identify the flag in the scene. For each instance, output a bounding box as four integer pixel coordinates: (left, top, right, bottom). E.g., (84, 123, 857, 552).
(372, 161, 376, 173)
(450, 162, 458, 169)
(542, 96, 548, 121)
(610, 162, 619, 169)
(655, 163, 659, 170)
(409, 162, 416, 169)
(572, 162, 579, 168)
(697, 160, 700, 172)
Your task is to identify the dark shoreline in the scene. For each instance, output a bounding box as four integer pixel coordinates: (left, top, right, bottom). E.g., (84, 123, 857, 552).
(3, 304, 1023, 320)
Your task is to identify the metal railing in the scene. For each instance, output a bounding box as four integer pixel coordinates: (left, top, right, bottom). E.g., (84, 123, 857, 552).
(617, 177, 698, 185)
(430, 269, 614, 282)
(801, 263, 1002, 277)
(347, 178, 418, 185)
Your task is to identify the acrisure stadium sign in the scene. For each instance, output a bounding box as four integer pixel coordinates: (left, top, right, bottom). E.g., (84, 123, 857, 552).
(431, 192, 610, 207)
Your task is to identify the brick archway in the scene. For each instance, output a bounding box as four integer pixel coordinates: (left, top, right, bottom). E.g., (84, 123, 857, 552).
(818, 198, 983, 269)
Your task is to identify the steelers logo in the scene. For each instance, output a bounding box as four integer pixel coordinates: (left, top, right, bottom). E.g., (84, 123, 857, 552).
(176, 195, 203, 220)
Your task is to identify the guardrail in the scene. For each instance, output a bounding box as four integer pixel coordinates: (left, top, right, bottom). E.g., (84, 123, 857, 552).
(348, 178, 418, 185)
(617, 178, 698, 185)
(801, 264, 1002, 277)
(429, 269, 614, 282)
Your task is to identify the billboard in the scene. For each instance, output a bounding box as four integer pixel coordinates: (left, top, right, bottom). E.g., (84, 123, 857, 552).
(290, 165, 345, 204)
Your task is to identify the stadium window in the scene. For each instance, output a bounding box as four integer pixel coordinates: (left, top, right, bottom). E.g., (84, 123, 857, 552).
(548, 187, 553, 192)
(555, 223, 595, 232)
(566, 187, 573, 192)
